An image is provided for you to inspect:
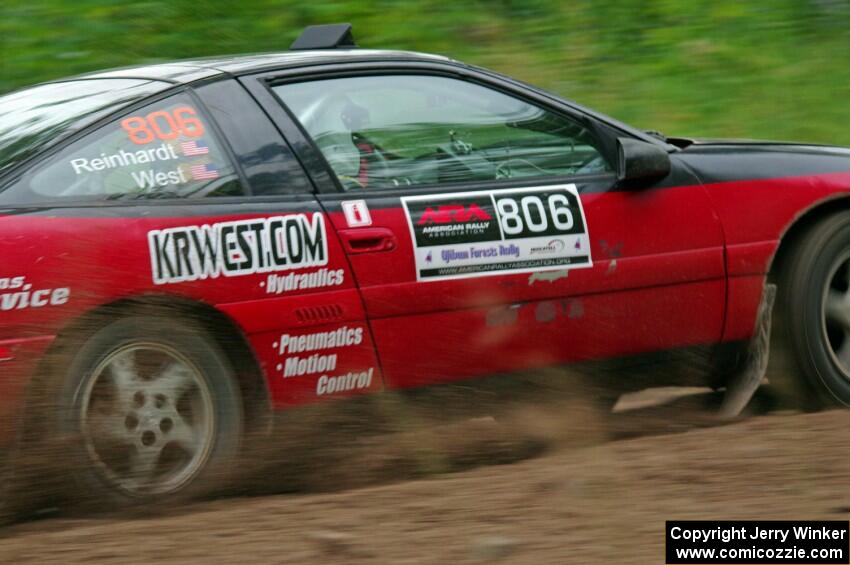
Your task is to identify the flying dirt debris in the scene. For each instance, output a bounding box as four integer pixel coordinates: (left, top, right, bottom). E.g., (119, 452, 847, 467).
(719, 284, 776, 418)
(1, 394, 847, 564)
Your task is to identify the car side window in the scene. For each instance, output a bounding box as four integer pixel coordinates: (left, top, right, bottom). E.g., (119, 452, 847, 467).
(4, 92, 243, 203)
(272, 75, 611, 191)
(196, 79, 314, 197)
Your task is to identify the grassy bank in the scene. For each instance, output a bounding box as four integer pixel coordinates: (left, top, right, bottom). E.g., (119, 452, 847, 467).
(2, 0, 850, 144)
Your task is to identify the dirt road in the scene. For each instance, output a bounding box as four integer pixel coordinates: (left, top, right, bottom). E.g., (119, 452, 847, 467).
(1, 390, 849, 564)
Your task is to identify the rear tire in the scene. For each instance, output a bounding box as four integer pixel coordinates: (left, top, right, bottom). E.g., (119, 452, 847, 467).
(774, 211, 850, 408)
(52, 316, 242, 508)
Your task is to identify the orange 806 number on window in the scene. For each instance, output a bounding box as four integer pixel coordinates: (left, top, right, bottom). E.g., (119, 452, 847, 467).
(121, 106, 205, 145)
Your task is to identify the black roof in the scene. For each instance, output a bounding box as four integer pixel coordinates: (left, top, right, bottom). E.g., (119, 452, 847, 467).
(63, 49, 452, 86)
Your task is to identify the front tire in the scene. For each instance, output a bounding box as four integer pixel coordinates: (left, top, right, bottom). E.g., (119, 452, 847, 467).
(776, 211, 850, 407)
(55, 316, 242, 507)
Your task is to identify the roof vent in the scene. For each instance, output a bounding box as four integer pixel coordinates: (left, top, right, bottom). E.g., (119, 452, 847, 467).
(290, 23, 358, 51)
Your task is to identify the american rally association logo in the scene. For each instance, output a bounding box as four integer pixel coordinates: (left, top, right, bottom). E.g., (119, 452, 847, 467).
(418, 203, 492, 225)
(418, 203, 493, 237)
(407, 197, 501, 247)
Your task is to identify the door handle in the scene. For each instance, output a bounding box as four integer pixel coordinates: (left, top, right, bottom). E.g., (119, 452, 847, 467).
(338, 228, 397, 254)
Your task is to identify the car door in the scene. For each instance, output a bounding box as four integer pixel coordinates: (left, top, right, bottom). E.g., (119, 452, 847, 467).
(0, 80, 382, 407)
(245, 65, 726, 390)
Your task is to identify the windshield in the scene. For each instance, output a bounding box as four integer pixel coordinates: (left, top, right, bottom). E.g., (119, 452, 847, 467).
(0, 78, 169, 175)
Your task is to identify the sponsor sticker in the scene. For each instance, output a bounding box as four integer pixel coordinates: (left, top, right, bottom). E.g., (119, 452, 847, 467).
(274, 326, 364, 378)
(264, 267, 345, 295)
(341, 200, 372, 228)
(317, 368, 374, 396)
(148, 214, 328, 285)
(401, 184, 592, 281)
(0, 276, 70, 312)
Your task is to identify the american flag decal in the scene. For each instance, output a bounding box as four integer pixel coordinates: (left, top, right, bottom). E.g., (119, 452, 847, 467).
(181, 140, 210, 156)
(190, 163, 219, 181)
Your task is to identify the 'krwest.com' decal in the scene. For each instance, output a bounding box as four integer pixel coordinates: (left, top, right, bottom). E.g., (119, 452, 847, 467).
(402, 184, 592, 281)
(148, 214, 328, 285)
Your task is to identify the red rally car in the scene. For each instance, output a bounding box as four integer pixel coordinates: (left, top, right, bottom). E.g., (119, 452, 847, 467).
(2, 23, 850, 505)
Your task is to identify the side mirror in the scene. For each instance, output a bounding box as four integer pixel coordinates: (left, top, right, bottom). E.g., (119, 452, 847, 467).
(616, 137, 671, 184)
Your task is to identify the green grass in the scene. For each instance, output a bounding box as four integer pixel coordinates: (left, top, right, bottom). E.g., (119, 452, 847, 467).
(2, 0, 850, 144)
